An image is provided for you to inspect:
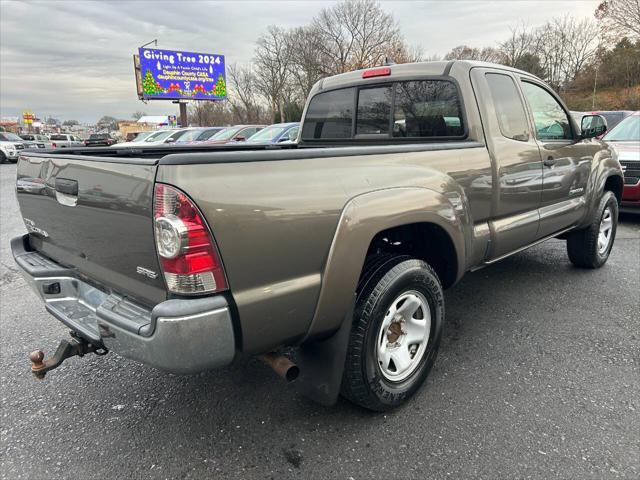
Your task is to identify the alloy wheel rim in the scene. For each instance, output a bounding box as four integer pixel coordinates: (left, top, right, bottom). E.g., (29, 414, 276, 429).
(598, 206, 613, 255)
(376, 290, 431, 382)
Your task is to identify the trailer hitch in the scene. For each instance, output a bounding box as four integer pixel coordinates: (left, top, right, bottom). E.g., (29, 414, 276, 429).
(29, 333, 108, 380)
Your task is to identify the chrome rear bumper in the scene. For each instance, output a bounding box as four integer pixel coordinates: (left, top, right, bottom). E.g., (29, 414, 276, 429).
(12, 235, 236, 374)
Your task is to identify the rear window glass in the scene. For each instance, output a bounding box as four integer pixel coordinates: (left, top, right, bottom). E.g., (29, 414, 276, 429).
(50, 135, 67, 140)
(356, 86, 392, 135)
(393, 81, 464, 138)
(302, 87, 355, 140)
(302, 81, 464, 141)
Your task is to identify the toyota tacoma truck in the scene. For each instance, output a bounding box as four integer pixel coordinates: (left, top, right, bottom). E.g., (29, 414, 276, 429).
(12, 61, 623, 411)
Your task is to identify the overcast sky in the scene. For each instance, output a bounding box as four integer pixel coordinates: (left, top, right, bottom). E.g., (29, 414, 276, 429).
(0, 0, 600, 123)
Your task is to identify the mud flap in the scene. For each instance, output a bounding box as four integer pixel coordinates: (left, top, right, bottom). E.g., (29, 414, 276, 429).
(293, 295, 355, 406)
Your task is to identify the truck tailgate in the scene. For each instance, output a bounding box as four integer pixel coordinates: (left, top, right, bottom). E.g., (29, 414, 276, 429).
(16, 153, 166, 306)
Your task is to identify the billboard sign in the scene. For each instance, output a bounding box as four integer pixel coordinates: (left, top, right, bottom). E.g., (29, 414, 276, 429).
(138, 47, 226, 101)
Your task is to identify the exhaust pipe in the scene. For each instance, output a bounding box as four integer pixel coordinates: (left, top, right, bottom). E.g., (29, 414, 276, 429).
(258, 353, 299, 382)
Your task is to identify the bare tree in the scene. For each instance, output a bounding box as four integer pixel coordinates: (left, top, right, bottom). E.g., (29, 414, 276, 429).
(499, 23, 540, 66)
(536, 16, 599, 90)
(227, 63, 263, 123)
(132, 111, 147, 120)
(595, 0, 640, 39)
(444, 45, 502, 62)
(254, 26, 292, 122)
(312, 0, 406, 73)
(188, 101, 231, 127)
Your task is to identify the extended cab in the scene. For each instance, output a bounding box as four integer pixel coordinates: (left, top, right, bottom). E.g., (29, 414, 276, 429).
(12, 61, 623, 410)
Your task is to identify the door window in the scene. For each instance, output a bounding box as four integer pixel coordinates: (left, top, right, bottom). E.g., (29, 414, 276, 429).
(485, 73, 530, 141)
(521, 82, 572, 140)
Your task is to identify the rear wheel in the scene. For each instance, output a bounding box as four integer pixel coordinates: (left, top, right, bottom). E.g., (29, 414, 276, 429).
(341, 255, 444, 411)
(567, 191, 618, 268)
(0, 152, 6, 164)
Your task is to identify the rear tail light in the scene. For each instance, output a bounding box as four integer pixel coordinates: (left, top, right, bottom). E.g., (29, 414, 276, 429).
(51, 143, 57, 148)
(153, 183, 227, 295)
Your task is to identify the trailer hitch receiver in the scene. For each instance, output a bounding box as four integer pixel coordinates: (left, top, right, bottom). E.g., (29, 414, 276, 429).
(29, 334, 108, 380)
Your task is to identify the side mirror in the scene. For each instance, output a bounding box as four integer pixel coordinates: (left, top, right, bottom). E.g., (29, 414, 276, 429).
(165, 137, 176, 143)
(581, 114, 607, 139)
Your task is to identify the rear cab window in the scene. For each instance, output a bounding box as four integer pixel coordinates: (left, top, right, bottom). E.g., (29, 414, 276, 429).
(302, 80, 465, 142)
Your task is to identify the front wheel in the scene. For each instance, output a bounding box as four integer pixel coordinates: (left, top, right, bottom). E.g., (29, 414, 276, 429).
(341, 256, 444, 411)
(0, 152, 6, 164)
(567, 190, 618, 268)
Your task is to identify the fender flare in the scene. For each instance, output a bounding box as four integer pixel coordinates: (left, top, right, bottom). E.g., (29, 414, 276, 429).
(301, 186, 466, 343)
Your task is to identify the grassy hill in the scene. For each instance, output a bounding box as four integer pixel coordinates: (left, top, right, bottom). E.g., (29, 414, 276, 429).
(563, 85, 640, 112)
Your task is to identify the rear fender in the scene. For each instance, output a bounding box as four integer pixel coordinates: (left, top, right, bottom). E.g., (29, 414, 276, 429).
(302, 186, 466, 343)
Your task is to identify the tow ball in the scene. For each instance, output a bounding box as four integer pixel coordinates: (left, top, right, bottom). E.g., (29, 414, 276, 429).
(29, 333, 108, 380)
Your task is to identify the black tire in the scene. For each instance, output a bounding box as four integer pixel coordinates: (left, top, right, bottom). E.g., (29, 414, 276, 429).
(0, 151, 6, 164)
(567, 190, 618, 268)
(341, 255, 444, 411)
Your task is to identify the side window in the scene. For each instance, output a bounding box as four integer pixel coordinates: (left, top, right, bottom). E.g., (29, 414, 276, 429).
(301, 87, 355, 140)
(485, 73, 530, 141)
(356, 86, 392, 135)
(393, 81, 464, 138)
(287, 126, 299, 141)
(521, 82, 572, 140)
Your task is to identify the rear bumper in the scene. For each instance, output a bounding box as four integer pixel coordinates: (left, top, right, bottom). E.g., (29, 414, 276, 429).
(11, 234, 236, 374)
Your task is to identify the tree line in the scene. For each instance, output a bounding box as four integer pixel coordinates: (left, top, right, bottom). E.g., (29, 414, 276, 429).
(190, 0, 639, 126)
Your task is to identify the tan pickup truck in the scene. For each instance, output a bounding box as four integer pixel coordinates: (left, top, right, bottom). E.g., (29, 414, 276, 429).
(12, 61, 623, 411)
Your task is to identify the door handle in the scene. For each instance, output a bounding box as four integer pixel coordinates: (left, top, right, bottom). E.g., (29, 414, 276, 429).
(543, 156, 556, 167)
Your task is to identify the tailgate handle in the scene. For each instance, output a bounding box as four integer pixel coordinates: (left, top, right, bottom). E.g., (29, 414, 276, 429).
(55, 178, 78, 196)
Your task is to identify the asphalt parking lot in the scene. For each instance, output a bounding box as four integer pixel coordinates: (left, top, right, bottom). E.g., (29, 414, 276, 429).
(1, 162, 638, 479)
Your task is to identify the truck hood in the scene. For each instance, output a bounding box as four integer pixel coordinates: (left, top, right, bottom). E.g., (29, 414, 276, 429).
(608, 141, 640, 162)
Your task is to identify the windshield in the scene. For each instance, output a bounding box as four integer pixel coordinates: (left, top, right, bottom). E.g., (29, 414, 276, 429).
(604, 114, 639, 142)
(195, 128, 223, 141)
(145, 130, 174, 142)
(0, 132, 23, 141)
(246, 125, 287, 143)
(210, 127, 241, 141)
(132, 132, 153, 142)
(175, 129, 205, 143)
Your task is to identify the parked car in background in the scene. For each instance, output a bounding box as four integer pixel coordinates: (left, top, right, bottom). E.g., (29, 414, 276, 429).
(125, 131, 153, 142)
(84, 133, 116, 147)
(111, 131, 162, 148)
(0, 132, 28, 163)
(245, 122, 300, 144)
(177, 127, 225, 144)
(603, 111, 640, 212)
(19, 134, 51, 148)
(203, 125, 265, 144)
(573, 110, 633, 134)
(49, 133, 84, 148)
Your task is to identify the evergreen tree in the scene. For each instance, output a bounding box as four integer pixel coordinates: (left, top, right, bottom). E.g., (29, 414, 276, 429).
(142, 70, 159, 95)
(213, 74, 227, 97)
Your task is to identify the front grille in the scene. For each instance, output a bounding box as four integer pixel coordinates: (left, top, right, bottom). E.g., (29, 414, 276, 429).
(620, 161, 640, 186)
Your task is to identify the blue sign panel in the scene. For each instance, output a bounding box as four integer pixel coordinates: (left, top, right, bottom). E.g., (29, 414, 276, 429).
(138, 48, 226, 100)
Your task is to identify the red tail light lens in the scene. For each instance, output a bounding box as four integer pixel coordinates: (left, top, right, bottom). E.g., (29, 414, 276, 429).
(153, 183, 227, 295)
(51, 143, 57, 148)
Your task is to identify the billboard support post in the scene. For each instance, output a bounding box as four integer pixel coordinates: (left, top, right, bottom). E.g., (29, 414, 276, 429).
(179, 102, 188, 128)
